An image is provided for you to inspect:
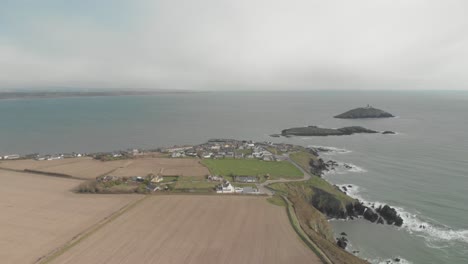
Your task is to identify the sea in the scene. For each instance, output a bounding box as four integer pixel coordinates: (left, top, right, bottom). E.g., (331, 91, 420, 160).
(0, 91, 467, 264)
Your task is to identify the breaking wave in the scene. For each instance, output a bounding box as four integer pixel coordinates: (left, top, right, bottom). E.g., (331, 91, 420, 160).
(324, 162, 367, 175)
(338, 184, 468, 246)
(308, 145, 352, 155)
(369, 257, 412, 264)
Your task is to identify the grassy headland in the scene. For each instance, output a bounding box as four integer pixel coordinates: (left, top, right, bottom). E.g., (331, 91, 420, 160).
(270, 150, 368, 264)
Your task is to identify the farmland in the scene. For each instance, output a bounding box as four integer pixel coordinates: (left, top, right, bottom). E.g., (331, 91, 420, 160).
(0, 170, 142, 264)
(0, 157, 130, 179)
(51, 195, 321, 264)
(0, 157, 210, 180)
(201, 158, 303, 180)
(111, 157, 210, 177)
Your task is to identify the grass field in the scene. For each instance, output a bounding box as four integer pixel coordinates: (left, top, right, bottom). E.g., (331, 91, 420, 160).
(0, 170, 141, 264)
(51, 196, 321, 264)
(174, 176, 217, 192)
(201, 159, 303, 180)
(289, 151, 317, 172)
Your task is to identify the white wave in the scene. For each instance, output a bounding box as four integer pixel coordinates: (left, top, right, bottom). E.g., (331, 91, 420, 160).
(347, 164, 367, 173)
(369, 257, 412, 264)
(338, 184, 468, 245)
(400, 212, 468, 245)
(324, 162, 367, 175)
(308, 145, 352, 155)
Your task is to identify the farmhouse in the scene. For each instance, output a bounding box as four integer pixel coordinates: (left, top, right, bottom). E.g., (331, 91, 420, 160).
(171, 151, 185, 158)
(216, 181, 234, 193)
(216, 180, 242, 194)
(150, 175, 164, 183)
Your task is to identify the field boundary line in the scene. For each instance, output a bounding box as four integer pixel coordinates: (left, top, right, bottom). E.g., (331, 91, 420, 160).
(35, 195, 149, 264)
(281, 195, 333, 264)
(0, 167, 87, 180)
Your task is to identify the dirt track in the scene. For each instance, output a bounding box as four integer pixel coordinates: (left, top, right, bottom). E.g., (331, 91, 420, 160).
(52, 195, 321, 264)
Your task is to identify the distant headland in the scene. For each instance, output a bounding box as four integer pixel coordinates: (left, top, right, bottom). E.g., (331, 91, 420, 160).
(334, 105, 394, 119)
(0, 90, 194, 100)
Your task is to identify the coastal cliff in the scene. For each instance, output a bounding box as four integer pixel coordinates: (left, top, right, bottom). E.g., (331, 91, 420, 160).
(334, 106, 394, 119)
(271, 149, 403, 261)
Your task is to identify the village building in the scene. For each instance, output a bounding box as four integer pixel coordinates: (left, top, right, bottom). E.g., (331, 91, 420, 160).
(216, 180, 235, 193)
(3, 154, 20, 160)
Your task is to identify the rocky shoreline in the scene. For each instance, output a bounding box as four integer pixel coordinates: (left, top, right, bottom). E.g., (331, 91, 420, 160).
(308, 152, 404, 228)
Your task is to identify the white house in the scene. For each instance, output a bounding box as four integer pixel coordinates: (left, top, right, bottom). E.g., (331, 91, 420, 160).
(3, 154, 20, 160)
(217, 181, 235, 193)
(151, 175, 164, 183)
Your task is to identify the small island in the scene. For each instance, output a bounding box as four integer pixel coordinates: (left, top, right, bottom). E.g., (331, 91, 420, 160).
(334, 105, 394, 119)
(281, 125, 378, 137)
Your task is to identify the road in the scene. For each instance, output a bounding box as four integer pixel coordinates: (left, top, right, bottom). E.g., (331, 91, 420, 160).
(257, 154, 312, 195)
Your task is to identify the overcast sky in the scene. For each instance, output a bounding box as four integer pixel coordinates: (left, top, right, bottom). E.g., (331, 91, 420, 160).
(1, 0, 468, 91)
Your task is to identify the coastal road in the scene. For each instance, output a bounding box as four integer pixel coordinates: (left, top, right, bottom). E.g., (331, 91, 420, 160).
(257, 154, 312, 196)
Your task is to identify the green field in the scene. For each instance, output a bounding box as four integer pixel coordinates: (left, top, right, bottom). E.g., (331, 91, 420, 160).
(289, 151, 316, 172)
(201, 158, 303, 180)
(174, 176, 217, 192)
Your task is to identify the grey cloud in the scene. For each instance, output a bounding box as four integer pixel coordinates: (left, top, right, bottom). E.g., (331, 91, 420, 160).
(1, 0, 468, 90)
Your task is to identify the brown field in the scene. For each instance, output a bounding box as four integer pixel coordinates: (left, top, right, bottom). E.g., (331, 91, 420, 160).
(0, 158, 85, 171)
(52, 196, 321, 264)
(0, 170, 142, 264)
(36, 159, 132, 179)
(0, 157, 209, 179)
(0, 157, 130, 179)
(110, 158, 210, 177)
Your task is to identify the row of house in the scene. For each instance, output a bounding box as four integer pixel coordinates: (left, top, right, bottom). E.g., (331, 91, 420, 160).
(1, 154, 20, 160)
(167, 139, 288, 162)
(215, 180, 259, 195)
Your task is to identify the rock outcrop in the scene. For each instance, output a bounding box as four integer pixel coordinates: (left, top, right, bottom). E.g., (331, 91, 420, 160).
(309, 158, 328, 176)
(376, 205, 404, 226)
(335, 106, 394, 119)
(336, 236, 348, 249)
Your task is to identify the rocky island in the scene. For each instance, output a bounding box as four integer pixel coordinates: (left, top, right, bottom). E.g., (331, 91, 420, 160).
(281, 125, 378, 137)
(334, 105, 394, 119)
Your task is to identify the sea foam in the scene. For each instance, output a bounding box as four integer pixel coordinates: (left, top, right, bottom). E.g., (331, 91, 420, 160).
(338, 184, 468, 246)
(324, 162, 367, 175)
(308, 145, 352, 155)
(370, 257, 413, 264)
